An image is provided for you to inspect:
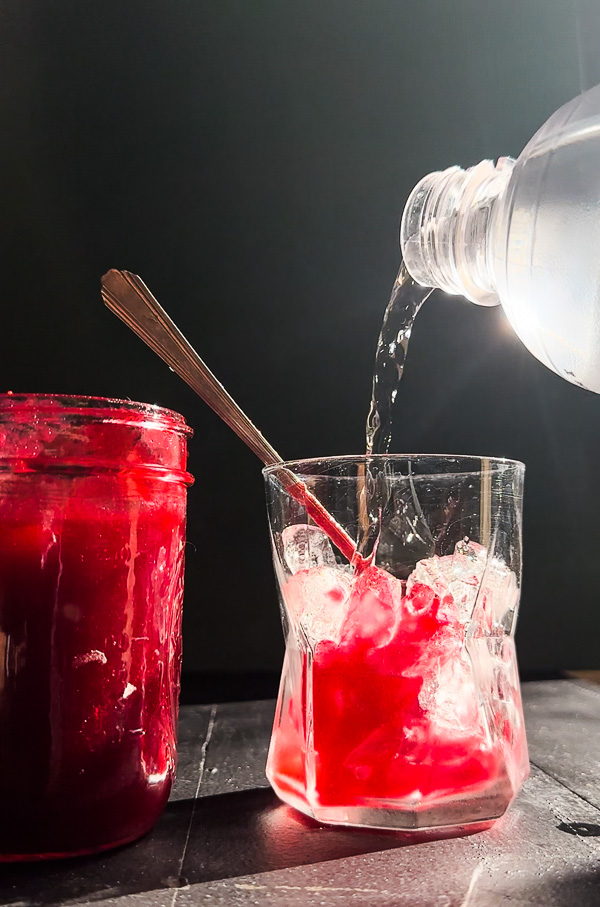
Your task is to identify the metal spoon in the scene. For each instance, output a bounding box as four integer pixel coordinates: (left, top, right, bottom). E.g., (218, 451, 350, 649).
(101, 269, 363, 567)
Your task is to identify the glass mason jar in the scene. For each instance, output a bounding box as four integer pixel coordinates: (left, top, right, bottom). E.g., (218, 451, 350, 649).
(0, 394, 193, 860)
(264, 455, 528, 835)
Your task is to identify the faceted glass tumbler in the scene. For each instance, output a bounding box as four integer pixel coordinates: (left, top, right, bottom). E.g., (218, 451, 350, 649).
(264, 455, 528, 834)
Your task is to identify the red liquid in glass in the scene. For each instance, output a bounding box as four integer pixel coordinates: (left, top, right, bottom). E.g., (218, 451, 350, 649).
(268, 564, 525, 821)
(0, 396, 191, 859)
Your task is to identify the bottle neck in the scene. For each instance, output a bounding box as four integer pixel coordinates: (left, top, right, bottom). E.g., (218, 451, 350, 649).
(400, 158, 515, 306)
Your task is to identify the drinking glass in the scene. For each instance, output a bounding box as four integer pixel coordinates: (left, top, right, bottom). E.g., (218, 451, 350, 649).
(264, 455, 527, 833)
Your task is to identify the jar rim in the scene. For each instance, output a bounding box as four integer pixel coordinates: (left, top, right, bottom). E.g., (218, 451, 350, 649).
(0, 393, 192, 435)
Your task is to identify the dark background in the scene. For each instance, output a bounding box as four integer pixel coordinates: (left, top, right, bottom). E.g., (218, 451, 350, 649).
(2, 0, 600, 688)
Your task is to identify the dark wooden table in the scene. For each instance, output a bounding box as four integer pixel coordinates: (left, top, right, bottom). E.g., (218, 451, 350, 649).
(3, 680, 600, 906)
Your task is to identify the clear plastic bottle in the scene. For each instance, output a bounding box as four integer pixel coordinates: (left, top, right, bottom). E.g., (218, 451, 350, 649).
(400, 83, 600, 392)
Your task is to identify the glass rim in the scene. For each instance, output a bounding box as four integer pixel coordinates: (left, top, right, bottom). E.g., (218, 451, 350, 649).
(263, 452, 525, 479)
(0, 393, 193, 435)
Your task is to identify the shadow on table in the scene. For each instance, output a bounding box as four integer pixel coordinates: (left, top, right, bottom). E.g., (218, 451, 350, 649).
(2, 789, 600, 906)
(178, 786, 507, 887)
(180, 787, 409, 885)
(0, 789, 411, 906)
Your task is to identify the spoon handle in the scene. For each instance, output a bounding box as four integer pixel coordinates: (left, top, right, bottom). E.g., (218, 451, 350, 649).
(101, 269, 363, 567)
(101, 269, 282, 466)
